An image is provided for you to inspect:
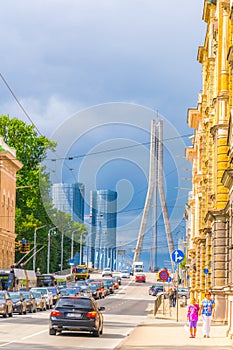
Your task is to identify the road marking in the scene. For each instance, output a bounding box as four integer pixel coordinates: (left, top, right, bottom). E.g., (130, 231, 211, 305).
(21, 329, 48, 340)
(0, 341, 15, 347)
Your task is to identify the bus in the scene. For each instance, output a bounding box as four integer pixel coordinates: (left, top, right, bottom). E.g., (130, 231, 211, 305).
(72, 264, 90, 281)
(36, 274, 56, 287)
(0, 268, 37, 291)
(36, 273, 74, 288)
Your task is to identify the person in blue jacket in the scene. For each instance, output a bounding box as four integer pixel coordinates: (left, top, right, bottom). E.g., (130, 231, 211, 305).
(199, 291, 215, 338)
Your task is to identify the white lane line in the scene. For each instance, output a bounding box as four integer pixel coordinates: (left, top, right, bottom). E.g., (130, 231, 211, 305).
(21, 329, 48, 340)
(0, 341, 16, 347)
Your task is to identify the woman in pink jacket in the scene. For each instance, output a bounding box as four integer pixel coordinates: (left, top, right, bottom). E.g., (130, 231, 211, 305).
(187, 297, 200, 338)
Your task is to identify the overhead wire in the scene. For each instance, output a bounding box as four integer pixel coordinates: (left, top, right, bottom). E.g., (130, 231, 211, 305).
(0, 71, 77, 182)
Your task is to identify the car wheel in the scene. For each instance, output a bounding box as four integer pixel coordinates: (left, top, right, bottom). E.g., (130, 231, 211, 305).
(92, 329, 100, 337)
(49, 328, 56, 336)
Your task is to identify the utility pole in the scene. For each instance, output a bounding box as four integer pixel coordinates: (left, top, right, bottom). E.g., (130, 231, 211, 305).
(61, 230, 64, 272)
(33, 225, 46, 271)
(47, 227, 56, 274)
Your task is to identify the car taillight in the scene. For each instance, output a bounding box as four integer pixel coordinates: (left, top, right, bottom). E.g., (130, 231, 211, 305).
(86, 311, 97, 318)
(50, 310, 61, 317)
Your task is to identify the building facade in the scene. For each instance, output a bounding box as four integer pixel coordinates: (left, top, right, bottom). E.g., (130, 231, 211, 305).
(51, 182, 85, 223)
(89, 190, 117, 270)
(185, 0, 233, 335)
(0, 138, 22, 268)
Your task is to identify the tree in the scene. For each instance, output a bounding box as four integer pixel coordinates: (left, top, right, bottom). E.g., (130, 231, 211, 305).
(0, 115, 87, 272)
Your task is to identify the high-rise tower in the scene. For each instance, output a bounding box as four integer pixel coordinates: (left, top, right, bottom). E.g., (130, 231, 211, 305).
(89, 190, 117, 270)
(51, 182, 85, 223)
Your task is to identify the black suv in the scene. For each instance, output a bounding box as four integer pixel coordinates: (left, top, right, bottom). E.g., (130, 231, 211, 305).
(49, 295, 105, 337)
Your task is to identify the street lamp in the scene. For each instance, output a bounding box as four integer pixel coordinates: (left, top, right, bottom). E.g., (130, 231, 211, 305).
(98, 214, 103, 270)
(47, 227, 57, 274)
(71, 229, 80, 261)
(33, 224, 47, 271)
(60, 230, 64, 273)
(79, 231, 83, 265)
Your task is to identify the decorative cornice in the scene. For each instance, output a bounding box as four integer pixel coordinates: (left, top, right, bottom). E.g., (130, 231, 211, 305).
(187, 108, 201, 129)
(206, 208, 228, 222)
(227, 46, 233, 69)
(210, 124, 229, 137)
(203, 227, 212, 236)
(222, 167, 233, 189)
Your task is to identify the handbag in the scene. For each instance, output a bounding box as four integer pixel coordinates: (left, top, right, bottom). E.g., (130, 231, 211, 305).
(183, 322, 189, 333)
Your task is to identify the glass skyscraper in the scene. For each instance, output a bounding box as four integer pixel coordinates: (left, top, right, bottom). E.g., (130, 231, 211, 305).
(89, 190, 117, 270)
(51, 183, 85, 223)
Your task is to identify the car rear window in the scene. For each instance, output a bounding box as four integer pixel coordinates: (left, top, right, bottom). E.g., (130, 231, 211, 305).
(57, 298, 92, 308)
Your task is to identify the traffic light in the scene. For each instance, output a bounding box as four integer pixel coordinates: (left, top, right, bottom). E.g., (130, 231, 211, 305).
(19, 240, 30, 253)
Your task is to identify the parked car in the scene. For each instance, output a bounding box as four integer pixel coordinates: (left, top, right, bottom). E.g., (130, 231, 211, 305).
(9, 292, 27, 315)
(102, 268, 112, 277)
(75, 280, 88, 288)
(21, 291, 37, 313)
(59, 287, 78, 297)
(79, 285, 92, 297)
(112, 275, 121, 285)
(47, 286, 60, 305)
(148, 285, 164, 296)
(102, 279, 114, 294)
(49, 295, 105, 336)
(88, 284, 101, 300)
(120, 270, 130, 278)
(135, 273, 146, 283)
(30, 287, 53, 309)
(110, 277, 119, 289)
(88, 282, 106, 298)
(31, 291, 47, 311)
(0, 290, 13, 318)
(177, 288, 190, 299)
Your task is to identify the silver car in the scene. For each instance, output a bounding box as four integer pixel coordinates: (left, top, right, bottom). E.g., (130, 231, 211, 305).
(30, 287, 53, 309)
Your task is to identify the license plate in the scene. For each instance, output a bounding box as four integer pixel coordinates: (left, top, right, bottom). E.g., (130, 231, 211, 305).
(66, 312, 81, 318)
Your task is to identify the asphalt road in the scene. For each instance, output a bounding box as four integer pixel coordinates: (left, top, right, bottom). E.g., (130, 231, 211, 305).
(0, 273, 157, 350)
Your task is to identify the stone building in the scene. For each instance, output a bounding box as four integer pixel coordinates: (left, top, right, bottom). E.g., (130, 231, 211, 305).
(0, 138, 22, 268)
(185, 0, 232, 328)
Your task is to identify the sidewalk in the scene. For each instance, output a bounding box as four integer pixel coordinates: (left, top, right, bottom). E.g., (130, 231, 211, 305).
(115, 298, 232, 350)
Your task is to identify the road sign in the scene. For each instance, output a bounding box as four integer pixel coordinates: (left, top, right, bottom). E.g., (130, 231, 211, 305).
(172, 249, 184, 264)
(167, 276, 172, 283)
(204, 268, 209, 274)
(159, 269, 169, 281)
(69, 258, 74, 266)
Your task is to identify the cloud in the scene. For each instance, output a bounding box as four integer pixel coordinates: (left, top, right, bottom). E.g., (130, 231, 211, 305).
(0, 0, 205, 134)
(0, 95, 82, 136)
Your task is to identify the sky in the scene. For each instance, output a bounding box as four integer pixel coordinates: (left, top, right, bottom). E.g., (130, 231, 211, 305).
(0, 1, 206, 269)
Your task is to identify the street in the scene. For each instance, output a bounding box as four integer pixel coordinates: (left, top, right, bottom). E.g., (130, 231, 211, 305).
(0, 273, 156, 349)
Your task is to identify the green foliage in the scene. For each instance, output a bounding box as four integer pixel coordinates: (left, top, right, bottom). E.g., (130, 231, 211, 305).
(179, 253, 186, 270)
(0, 115, 87, 273)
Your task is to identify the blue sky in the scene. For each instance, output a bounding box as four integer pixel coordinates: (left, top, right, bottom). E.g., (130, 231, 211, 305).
(0, 0, 206, 268)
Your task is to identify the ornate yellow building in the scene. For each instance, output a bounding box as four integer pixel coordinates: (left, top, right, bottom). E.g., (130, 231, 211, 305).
(186, 0, 233, 328)
(0, 138, 22, 268)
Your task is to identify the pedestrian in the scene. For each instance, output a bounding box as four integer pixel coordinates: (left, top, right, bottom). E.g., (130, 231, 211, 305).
(187, 297, 200, 338)
(199, 291, 215, 338)
(168, 288, 176, 307)
(168, 288, 173, 307)
(172, 288, 177, 307)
